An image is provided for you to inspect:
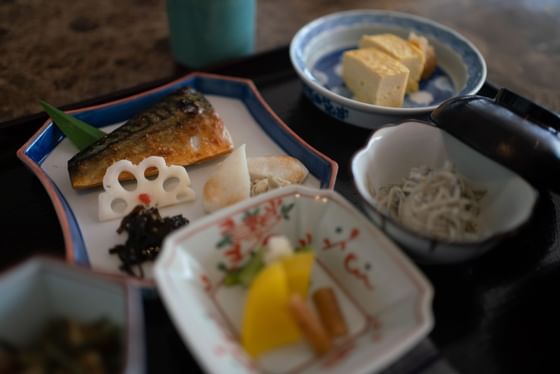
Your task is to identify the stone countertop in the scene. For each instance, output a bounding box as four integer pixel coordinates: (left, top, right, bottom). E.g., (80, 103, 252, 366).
(1, 0, 559, 122)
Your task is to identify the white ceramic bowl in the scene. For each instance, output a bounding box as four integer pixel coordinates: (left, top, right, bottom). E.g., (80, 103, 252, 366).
(154, 185, 433, 374)
(351, 121, 538, 264)
(289, 10, 487, 129)
(0, 256, 145, 373)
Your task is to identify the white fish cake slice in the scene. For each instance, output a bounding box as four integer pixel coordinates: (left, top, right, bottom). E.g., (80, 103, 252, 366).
(247, 155, 309, 184)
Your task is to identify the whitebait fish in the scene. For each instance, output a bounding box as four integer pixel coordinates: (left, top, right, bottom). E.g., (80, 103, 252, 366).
(374, 161, 486, 241)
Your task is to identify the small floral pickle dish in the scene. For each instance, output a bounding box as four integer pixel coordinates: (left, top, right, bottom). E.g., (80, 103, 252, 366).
(154, 185, 433, 374)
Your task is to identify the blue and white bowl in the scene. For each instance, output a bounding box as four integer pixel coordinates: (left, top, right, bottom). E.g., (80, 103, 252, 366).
(289, 10, 487, 129)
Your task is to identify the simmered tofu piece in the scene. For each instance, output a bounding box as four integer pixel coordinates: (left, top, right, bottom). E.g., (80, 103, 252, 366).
(359, 33, 426, 92)
(342, 48, 409, 107)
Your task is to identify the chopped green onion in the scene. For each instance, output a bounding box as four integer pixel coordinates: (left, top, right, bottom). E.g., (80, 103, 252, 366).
(223, 248, 265, 287)
(238, 249, 265, 287)
(295, 245, 313, 253)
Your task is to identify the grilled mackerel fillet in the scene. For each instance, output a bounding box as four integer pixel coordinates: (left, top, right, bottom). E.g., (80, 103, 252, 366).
(68, 87, 234, 189)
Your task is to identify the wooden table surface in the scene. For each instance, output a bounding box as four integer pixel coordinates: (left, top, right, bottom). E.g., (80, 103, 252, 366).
(1, 0, 558, 123)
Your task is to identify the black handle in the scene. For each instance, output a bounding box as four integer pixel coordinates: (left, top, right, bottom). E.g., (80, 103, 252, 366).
(494, 88, 560, 135)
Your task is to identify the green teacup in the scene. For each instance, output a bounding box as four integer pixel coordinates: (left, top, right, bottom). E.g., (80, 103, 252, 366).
(166, 0, 256, 68)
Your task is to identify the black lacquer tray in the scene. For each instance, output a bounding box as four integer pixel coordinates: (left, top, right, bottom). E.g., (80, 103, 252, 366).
(2, 46, 559, 374)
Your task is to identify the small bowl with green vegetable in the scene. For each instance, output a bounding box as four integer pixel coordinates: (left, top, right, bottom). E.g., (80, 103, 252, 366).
(154, 185, 433, 374)
(0, 256, 145, 373)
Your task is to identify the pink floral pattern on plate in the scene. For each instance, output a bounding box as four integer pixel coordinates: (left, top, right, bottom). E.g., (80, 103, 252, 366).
(155, 186, 433, 374)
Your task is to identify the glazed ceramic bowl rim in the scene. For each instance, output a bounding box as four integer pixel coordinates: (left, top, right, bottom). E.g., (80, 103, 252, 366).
(289, 9, 487, 114)
(351, 120, 539, 250)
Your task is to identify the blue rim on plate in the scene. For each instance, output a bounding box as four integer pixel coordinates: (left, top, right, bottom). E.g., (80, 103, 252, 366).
(290, 10, 487, 120)
(16, 73, 338, 279)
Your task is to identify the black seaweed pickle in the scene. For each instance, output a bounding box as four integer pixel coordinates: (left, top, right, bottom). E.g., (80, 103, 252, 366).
(109, 205, 189, 277)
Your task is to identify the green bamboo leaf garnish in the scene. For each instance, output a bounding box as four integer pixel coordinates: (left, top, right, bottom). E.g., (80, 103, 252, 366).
(40, 100, 106, 151)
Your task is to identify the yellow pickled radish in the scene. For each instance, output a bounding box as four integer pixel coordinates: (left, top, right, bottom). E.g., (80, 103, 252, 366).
(241, 262, 301, 357)
(281, 251, 315, 298)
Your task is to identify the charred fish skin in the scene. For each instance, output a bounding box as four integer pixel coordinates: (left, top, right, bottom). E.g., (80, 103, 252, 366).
(69, 87, 211, 164)
(68, 87, 234, 189)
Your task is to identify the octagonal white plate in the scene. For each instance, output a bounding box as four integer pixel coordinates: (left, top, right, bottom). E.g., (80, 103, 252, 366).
(17, 73, 338, 282)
